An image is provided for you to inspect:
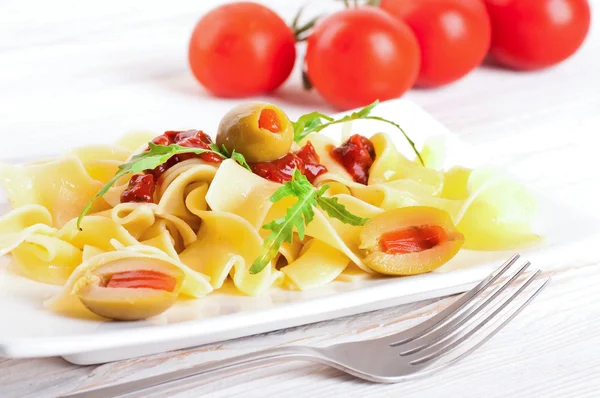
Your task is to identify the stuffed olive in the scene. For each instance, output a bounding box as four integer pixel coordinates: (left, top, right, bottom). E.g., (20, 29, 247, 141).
(75, 257, 185, 321)
(216, 102, 294, 162)
(359, 206, 464, 275)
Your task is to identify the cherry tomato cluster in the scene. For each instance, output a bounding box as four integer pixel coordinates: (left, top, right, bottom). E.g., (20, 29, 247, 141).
(188, 0, 591, 110)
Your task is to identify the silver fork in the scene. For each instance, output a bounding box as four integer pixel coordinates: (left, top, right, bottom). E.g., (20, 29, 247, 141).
(63, 254, 549, 398)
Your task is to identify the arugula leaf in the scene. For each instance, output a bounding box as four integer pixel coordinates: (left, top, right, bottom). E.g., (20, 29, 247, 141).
(209, 143, 232, 158)
(231, 150, 251, 171)
(77, 143, 232, 229)
(315, 193, 370, 226)
(345, 100, 379, 120)
(208, 143, 221, 154)
(209, 143, 250, 170)
(250, 170, 319, 274)
(249, 169, 370, 274)
(291, 100, 424, 165)
(292, 112, 333, 142)
(220, 144, 230, 157)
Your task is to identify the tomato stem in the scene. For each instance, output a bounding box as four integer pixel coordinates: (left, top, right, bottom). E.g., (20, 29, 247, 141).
(302, 70, 313, 90)
(291, 6, 320, 42)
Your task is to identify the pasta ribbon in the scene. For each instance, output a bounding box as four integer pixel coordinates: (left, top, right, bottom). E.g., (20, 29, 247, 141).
(0, 156, 111, 227)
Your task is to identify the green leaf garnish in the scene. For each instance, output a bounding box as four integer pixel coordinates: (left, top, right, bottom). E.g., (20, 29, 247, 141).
(291, 100, 424, 165)
(208, 143, 221, 154)
(231, 150, 251, 171)
(249, 169, 369, 274)
(315, 194, 370, 226)
(250, 170, 318, 274)
(209, 143, 250, 171)
(76, 142, 249, 229)
(292, 111, 333, 142)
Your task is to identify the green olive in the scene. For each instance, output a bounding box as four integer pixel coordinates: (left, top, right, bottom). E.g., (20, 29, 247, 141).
(75, 258, 184, 321)
(216, 102, 294, 162)
(78, 287, 178, 321)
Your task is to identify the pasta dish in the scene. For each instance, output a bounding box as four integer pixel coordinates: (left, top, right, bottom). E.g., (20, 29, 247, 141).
(0, 101, 539, 321)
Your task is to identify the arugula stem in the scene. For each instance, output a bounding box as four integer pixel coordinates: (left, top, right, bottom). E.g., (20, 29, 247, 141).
(292, 100, 424, 165)
(250, 169, 369, 275)
(250, 189, 317, 274)
(362, 116, 425, 165)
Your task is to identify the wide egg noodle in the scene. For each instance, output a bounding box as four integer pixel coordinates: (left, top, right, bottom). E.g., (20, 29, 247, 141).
(0, 204, 81, 285)
(205, 159, 279, 229)
(0, 204, 52, 233)
(282, 239, 350, 290)
(101, 202, 195, 253)
(275, 235, 303, 268)
(96, 136, 157, 207)
(319, 194, 383, 255)
(336, 263, 372, 282)
(453, 167, 541, 250)
(82, 245, 106, 262)
(58, 216, 139, 252)
(368, 132, 444, 193)
(188, 180, 287, 290)
(308, 133, 463, 220)
(206, 160, 370, 273)
(153, 212, 197, 250)
(304, 132, 443, 196)
(157, 160, 218, 228)
(10, 231, 82, 285)
(179, 211, 282, 296)
(107, 203, 158, 240)
(307, 133, 440, 209)
(68, 145, 131, 184)
(0, 156, 111, 227)
(140, 229, 179, 260)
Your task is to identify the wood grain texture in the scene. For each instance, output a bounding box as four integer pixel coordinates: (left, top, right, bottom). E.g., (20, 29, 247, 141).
(1, 1, 600, 397)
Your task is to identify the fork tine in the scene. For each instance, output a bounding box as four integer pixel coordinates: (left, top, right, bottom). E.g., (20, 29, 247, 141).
(412, 276, 551, 378)
(386, 254, 521, 346)
(397, 261, 531, 355)
(409, 270, 543, 366)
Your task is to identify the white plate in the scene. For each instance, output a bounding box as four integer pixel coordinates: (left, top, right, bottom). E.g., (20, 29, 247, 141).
(0, 99, 595, 365)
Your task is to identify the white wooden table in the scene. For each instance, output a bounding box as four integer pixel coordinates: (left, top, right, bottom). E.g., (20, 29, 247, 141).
(1, 1, 600, 397)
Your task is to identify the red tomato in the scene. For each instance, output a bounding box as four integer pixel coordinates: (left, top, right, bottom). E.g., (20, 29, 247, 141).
(305, 7, 420, 110)
(484, 0, 591, 70)
(380, 0, 491, 87)
(188, 2, 296, 97)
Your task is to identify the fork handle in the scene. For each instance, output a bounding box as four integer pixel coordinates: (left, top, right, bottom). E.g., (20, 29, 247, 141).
(63, 346, 322, 398)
